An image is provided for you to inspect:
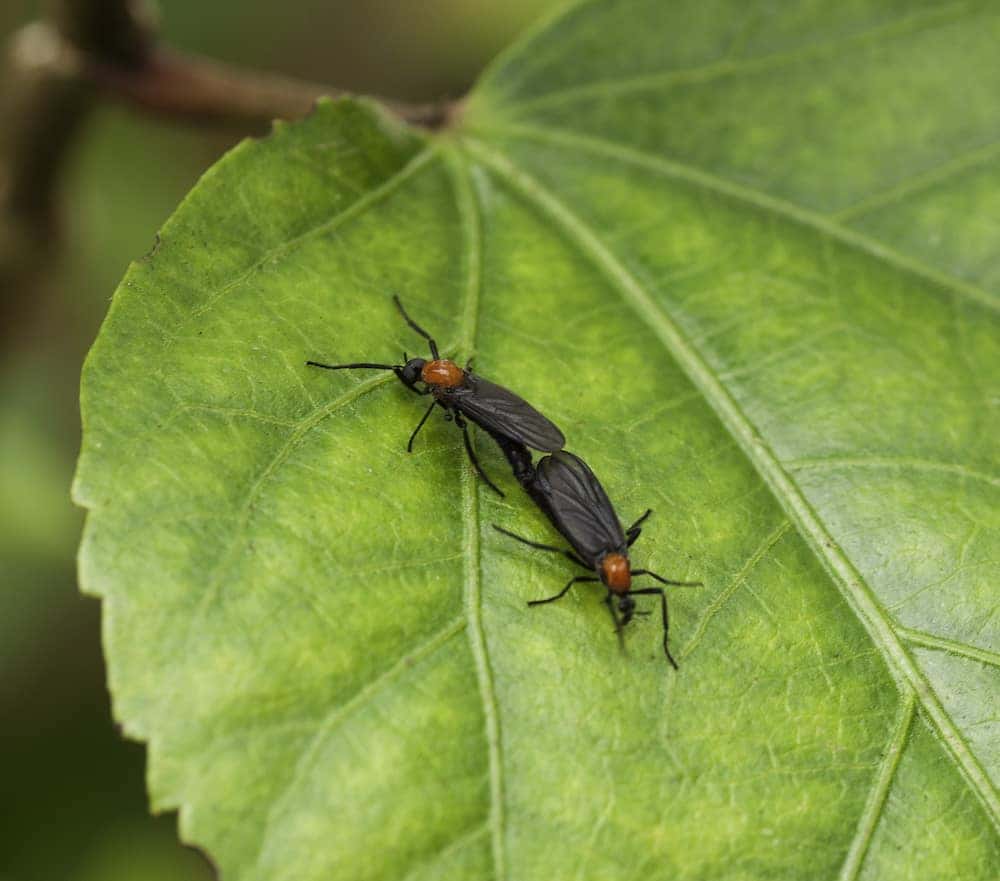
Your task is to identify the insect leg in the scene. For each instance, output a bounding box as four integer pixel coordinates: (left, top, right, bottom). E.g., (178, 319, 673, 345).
(632, 569, 702, 587)
(627, 509, 653, 532)
(407, 400, 437, 452)
(402, 382, 432, 397)
(604, 593, 626, 653)
(528, 575, 598, 606)
(627, 587, 677, 669)
(625, 508, 652, 546)
(456, 415, 504, 497)
(492, 525, 588, 569)
(393, 295, 440, 359)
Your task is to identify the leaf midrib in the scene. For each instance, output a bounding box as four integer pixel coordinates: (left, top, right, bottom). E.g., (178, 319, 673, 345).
(460, 135, 1000, 829)
(444, 146, 508, 881)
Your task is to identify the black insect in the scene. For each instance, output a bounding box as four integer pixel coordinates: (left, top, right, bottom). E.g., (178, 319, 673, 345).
(495, 450, 701, 667)
(307, 296, 565, 496)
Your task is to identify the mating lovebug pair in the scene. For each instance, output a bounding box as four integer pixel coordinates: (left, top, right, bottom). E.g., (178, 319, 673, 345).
(308, 297, 700, 665)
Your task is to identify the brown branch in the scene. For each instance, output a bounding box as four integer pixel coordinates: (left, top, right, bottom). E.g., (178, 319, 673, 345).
(81, 47, 453, 131)
(0, 2, 158, 277)
(0, 0, 454, 339)
(0, 23, 91, 328)
(50, 0, 155, 66)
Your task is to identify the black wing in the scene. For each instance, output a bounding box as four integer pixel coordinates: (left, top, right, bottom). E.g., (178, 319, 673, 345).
(452, 374, 565, 452)
(534, 451, 626, 565)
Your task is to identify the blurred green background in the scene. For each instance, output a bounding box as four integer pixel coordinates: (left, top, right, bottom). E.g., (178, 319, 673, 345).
(0, 2, 559, 877)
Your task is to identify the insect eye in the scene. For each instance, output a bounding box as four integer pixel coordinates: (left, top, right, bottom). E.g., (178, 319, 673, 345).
(399, 359, 425, 385)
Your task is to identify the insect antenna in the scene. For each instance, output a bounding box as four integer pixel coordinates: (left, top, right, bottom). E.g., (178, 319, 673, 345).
(306, 361, 398, 371)
(631, 568, 702, 587)
(393, 295, 440, 359)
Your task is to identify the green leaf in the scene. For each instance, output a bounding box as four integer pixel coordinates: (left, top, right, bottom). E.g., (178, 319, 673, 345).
(75, 2, 999, 878)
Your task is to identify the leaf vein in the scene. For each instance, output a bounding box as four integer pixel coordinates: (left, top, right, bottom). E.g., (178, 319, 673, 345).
(183, 145, 438, 326)
(250, 615, 466, 875)
(788, 456, 1000, 489)
(395, 821, 490, 881)
(464, 138, 1000, 829)
(487, 2, 972, 118)
(831, 137, 1000, 222)
(679, 519, 792, 661)
(170, 403, 299, 428)
(897, 626, 1000, 669)
(159, 367, 401, 740)
(837, 694, 916, 881)
(468, 122, 1000, 314)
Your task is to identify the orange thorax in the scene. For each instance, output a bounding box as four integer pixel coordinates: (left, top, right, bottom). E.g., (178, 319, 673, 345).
(421, 359, 464, 388)
(601, 553, 632, 593)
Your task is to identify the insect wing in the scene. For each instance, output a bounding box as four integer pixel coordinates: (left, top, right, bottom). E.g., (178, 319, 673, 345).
(455, 375, 565, 451)
(535, 451, 626, 564)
